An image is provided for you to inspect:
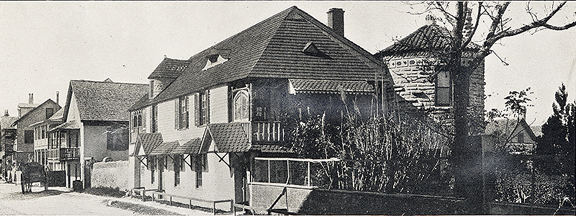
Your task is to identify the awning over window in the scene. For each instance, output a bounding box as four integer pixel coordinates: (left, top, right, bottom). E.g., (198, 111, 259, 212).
(134, 133, 163, 156)
(49, 120, 81, 132)
(288, 79, 374, 95)
(204, 122, 251, 153)
(170, 138, 202, 155)
(149, 141, 179, 155)
(251, 144, 292, 153)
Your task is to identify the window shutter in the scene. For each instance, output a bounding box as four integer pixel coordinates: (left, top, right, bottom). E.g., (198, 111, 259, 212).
(206, 90, 210, 124)
(185, 96, 189, 129)
(194, 94, 200, 126)
(142, 109, 146, 129)
(175, 99, 180, 129)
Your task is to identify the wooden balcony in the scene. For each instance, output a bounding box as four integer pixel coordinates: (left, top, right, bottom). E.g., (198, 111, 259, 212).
(251, 121, 285, 142)
(47, 148, 80, 161)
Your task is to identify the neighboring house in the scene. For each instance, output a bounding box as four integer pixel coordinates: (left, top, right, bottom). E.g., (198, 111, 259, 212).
(128, 6, 388, 208)
(52, 79, 148, 188)
(485, 118, 538, 154)
(1, 110, 18, 180)
(11, 98, 61, 167)
(30, 108, 64, 171)
(373, 15, 485, 134)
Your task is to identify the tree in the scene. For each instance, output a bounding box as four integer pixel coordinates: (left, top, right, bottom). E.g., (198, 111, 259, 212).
(536, 84, 575, 177)
(408, 2, 576, 211)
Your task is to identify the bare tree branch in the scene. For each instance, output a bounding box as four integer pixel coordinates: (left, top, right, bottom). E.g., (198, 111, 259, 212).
(462, 2, 483, 50)
(491, 1, 571, 43)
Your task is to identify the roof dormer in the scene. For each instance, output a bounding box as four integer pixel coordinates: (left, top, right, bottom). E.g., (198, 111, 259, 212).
(202, 50, 229, 71)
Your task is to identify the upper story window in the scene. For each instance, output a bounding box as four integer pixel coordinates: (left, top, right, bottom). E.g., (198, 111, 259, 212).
(517, 133, 524, 143)
(435, 71, 451, 106)
(234, 91, 249, 122)
(195, 91, 210, 126)
(175, 96, 189, 130)
(46, 108, 54, 119)
(24, 130, 34, 144)
(151, 105, 158, 133)
(150, 80, 155, 98)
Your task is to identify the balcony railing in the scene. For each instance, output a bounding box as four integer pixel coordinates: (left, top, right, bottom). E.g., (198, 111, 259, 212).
(252, 121, 285, 142)
(47, 148, 80, 161)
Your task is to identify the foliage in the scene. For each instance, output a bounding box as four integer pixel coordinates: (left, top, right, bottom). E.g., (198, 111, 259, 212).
(495, 168, 574, 205)
(286, 107, 453, 195)
(83, 187, 125, 198)
(406, 2, 576, 205)
(535, 83, 575, 176)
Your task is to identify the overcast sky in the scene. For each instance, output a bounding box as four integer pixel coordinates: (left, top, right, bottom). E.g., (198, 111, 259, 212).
(1, 2, 575, 126)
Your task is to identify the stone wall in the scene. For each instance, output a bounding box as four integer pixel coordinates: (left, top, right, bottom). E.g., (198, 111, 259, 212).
(91, 160, 130, 190)
(384, 55, 485, 134)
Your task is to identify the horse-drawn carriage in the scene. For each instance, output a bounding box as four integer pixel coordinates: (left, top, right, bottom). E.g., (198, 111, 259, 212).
(20, 162, 48, 193)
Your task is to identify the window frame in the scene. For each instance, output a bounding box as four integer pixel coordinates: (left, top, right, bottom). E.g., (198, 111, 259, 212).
(233, 90, 250, 122)
(435, 71, 452, 106)
(24, 130, 34, 144)
(176, 96, 189, 130)
(46, 108, 54, 119)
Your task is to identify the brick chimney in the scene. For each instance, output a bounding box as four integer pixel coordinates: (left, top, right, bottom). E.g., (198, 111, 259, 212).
(4, 109, 8, 116)
(29, 93, 33, 104)
(56, 91, 60, 105)
(327, 8, 344, 37)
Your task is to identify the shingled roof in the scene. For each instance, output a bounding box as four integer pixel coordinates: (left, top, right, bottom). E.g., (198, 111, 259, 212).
(289, 79, 374, 95)
(0, 116, 18, 130)
(64, 80, 148, 122)
(375, 23, 480, 58)
(485, 118, 537, 142)
(204, 123, 251, 153)
(132, 6, 386, 110)
(135, 133, 163, 156)
(148, 57, 192, 80)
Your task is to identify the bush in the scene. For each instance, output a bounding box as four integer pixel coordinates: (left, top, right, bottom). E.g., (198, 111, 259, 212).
(83, 187, 125, 198)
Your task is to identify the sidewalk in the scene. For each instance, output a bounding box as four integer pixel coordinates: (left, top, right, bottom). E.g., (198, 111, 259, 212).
(1, 180, 224, 215)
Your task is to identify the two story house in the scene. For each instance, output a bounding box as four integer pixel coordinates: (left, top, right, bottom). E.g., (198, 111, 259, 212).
(52, 79, 148, 188)
(1, 110, 18, 181)
(11, 98, 61, 167)
(374, 15, 486, 135)
(128, 6, 389, 209)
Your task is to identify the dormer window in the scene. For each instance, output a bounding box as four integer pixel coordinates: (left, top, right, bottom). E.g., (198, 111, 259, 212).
(202, 53, 228, 71)
(302, 42, 329, 58)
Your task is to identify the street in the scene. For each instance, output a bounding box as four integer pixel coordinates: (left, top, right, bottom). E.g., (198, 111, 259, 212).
(0, 182, 136, 215)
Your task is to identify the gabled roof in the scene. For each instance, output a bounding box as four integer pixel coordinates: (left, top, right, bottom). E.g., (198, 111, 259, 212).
(0, 116, 18, 130)
(204, 123, 251, 153)
(64, 80, 148, 122)
(135, 133, 163, 156)
(12, 99, 60, 126)
(133, 6, 385, 110)
(148, 57, 192, 80)
(485, 118, 537, 142)
(375, 23, 480, 58)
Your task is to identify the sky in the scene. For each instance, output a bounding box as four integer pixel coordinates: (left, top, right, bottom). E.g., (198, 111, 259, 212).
(1, 1, 575, 126)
